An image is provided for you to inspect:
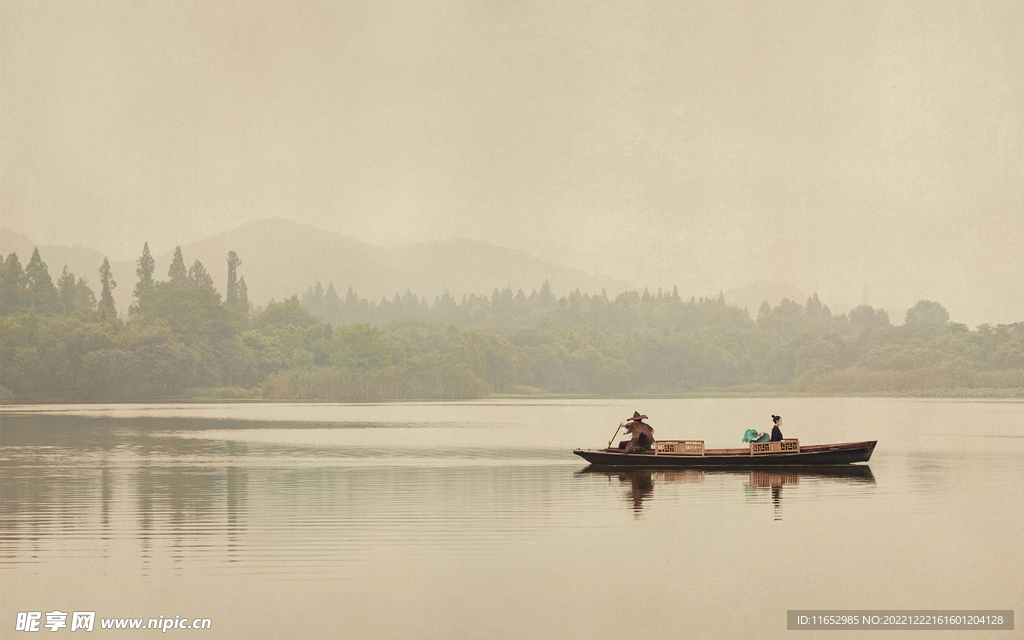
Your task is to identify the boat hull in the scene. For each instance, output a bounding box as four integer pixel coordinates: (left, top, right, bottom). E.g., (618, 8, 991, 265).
(573, 440, 876, 467)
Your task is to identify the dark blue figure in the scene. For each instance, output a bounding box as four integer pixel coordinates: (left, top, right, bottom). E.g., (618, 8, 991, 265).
(770, 415, 783, 442)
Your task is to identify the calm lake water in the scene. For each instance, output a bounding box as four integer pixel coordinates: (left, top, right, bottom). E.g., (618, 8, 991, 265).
(2, 398, 1022, 638)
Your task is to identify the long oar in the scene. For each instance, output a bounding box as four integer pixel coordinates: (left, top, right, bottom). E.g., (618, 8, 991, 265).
(608, 422, 624, 450)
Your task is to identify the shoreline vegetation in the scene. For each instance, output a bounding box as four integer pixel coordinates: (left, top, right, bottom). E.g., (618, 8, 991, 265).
(3, 387, 1021, 405)
(2, 245, 1023, 404)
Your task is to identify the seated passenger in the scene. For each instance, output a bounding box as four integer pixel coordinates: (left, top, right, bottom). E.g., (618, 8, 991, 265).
(770, 415, 784, 442)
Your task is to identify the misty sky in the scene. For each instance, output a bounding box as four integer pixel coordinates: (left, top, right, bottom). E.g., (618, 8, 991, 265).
(2, 0, 1022, 325)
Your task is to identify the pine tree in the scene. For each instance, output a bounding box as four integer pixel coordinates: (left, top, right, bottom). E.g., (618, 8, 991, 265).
(1, 252, 26, 315)
(168, 246, 187, 285)
(324, 283, 341, 323)
(131, 242, 156, 315)
(99, 257, 117, 316)
(225, 251, 242, 308)
(57, 266, 77, 313)
(25, 248, 59, 313)
(238, 276, 249, 312)
(187, 260, 213, 288)
(805, 293, 823, 318)
(539, 280, 554, 307)
(301, 281, 325, 317)
(76, 277, 97, 311)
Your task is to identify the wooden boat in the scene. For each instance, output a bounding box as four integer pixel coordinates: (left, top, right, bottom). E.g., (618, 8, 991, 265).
(573, 438, 876, 467)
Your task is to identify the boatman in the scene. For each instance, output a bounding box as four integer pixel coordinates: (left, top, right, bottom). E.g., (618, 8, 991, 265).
(621, 411, 654, 453)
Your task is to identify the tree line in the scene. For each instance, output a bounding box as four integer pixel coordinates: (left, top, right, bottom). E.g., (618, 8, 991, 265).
(1, 246, 1022, 402)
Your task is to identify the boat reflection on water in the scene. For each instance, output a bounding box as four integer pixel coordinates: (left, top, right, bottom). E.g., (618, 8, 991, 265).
(744, 470, 808, 521)
(575, 465, 875, 519)
(584, 469, 710, 513)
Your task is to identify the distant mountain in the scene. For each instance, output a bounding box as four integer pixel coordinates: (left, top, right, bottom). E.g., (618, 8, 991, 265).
(377, 237, 628, 301)
(0, 227, 111, 288)
(2, 219, 631, 314)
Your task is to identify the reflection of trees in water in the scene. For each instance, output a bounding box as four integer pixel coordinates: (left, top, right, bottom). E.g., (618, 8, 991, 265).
(2, 416, 253, 571)
(3, 460, 250, 570)
(226, 466, 247, 562)
(133, 462, 251, 570)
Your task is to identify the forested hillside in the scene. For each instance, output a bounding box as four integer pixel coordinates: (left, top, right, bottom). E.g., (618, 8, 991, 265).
(2, 245, 1022, 402)
(0, 220, 630, 317)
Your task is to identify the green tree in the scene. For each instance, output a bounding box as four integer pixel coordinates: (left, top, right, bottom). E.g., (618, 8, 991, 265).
(130, 242, 156, 315)
(188, 260, 214, 288)
(1, 252, 26, 315)
(301, 282, 325, 316)
(25, 248, 60, 313)
(849, 305, 891, 330)
(75, 277, 97, 312)
(117, 320, 189, 396)
(141, 281, 234, 337)
(0, 315, 30, 391)
(756, 298, 807, 340)
(99, 258, 117, 317)
(538, 280, 555, 308)
(138, 280, 242, 388)
(168, 246, 187, 285)
(57, 267, 77, 314)
(905, 300, 949, 325)
(238, 276, 249, 312)
(330, 324, 398, 372)
(805, 293, 823, 318)
(323, 283, 341, 323)
(254, 295, 320, 331)
(240, 329, 289, 379)
(29, 314, 118, 399)
(225, 251, 242, 309)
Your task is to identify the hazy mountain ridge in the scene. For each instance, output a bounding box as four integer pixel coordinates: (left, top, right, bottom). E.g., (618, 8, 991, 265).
(2, 219, 632, 314)
(0, 228, 109, 287)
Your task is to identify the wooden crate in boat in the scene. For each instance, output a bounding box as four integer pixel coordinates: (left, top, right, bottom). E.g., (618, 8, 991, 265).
(654, 440, 704, 455)
(750, 439, 800, 455)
